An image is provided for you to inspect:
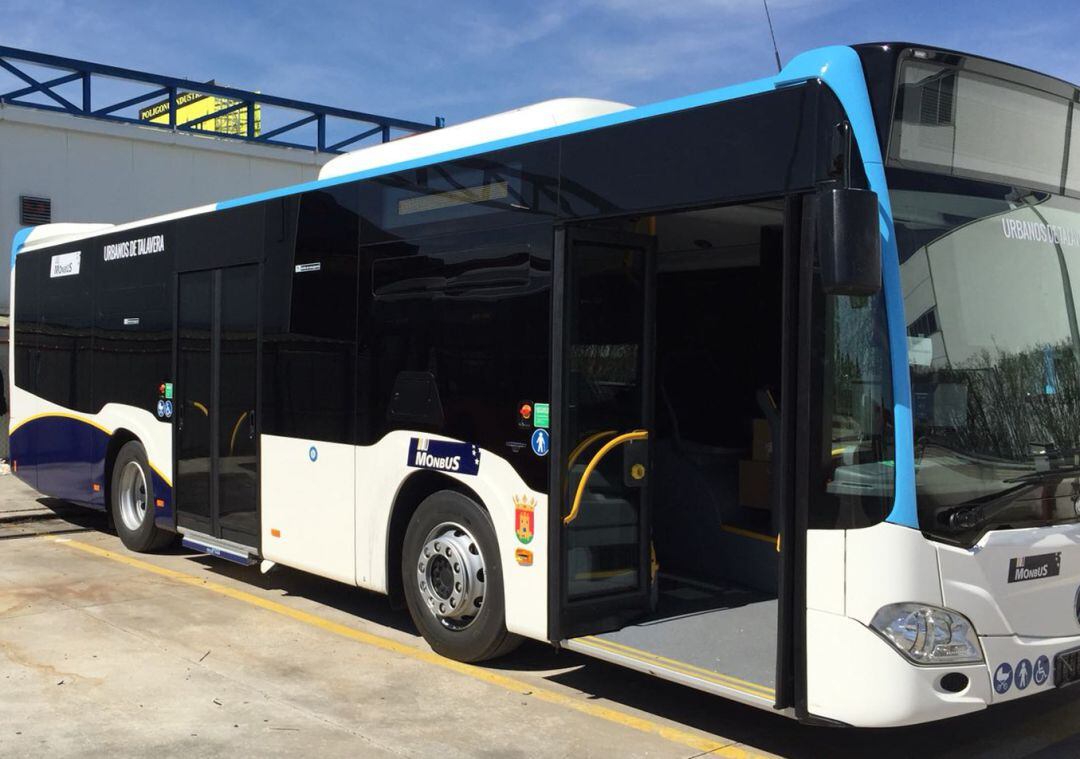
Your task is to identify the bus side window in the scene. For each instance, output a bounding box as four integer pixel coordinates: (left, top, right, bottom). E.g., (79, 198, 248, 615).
(365, 224, 552, 491)
(261, 186, 360, 446)
(812, 290, 896, 528)
(13, 254, 43, 397)
(37, 251, 94, 413)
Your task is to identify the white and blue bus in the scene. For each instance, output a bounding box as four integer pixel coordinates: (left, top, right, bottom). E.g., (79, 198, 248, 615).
(11, 42, 1080, 726)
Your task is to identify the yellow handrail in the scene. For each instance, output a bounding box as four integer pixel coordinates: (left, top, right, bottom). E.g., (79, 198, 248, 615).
(564, 429, 649, 525)
(229, 411, 250, 456)
(566, 429, 617, 472)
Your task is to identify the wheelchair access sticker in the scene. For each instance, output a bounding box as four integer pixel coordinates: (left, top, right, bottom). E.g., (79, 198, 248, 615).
(1034, 655, 1050, 686)
(994, 656, 1053, 695)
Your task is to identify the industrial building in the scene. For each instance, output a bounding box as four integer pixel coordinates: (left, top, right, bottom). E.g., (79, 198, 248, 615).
(0, 45, 438, 455)
(0, 45, 438, 313)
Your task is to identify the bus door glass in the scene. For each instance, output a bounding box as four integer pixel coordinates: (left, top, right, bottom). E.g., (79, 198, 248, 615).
(557, 227, 656, 636)
(175, 264, 259, 546)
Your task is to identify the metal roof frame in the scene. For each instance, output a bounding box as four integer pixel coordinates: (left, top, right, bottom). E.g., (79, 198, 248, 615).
(0, 45, 441, 153)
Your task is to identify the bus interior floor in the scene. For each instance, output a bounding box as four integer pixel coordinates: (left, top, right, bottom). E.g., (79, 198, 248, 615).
(581, 574, 778, 695)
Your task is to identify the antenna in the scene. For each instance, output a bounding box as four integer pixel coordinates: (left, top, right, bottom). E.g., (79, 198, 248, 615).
(762, 0, 782, 73)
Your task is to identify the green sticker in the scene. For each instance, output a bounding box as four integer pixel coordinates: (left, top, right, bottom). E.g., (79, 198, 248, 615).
(534, 402, 550, 428)
(164, 383, 173, 400)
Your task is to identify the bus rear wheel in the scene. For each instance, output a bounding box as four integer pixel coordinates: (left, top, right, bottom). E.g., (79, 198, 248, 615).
(110, 440, 173, 552)
(402, 491, 521, 662)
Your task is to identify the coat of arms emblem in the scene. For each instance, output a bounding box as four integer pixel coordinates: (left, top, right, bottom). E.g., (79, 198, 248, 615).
(514, 495, 535, 544)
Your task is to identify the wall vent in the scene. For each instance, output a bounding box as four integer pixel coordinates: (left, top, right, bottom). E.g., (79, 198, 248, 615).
(19, 195, 52, 226)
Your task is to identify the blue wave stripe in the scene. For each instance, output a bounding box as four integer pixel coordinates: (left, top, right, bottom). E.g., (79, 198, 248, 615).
(9, 414, 174, 526)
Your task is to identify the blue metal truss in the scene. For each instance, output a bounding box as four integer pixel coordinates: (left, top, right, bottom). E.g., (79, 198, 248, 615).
(0, 45, 440, 153)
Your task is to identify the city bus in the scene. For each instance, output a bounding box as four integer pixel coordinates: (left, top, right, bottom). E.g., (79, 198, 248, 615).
(10, 42, 1080, 727)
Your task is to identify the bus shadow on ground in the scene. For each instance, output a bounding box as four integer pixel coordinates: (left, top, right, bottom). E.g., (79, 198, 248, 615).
(189, 554, 420, 636)
(34, 497, 109, 531)
(55, 510, 1080, 758)
(183, 548, 1080, 758)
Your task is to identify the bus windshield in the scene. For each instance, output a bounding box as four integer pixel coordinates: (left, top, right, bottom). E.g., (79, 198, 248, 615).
(888, 56, 1080, 195)
(892, 183, 1080, 545)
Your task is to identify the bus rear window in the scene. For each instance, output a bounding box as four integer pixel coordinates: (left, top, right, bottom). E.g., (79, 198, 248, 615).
(888, 58, 1075, 193)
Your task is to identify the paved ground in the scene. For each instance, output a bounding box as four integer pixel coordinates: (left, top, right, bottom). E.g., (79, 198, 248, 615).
(3, 476, 1080, 758)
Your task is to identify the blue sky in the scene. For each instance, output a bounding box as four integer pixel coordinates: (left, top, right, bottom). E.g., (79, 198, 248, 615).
(4, 0, 1080, 128)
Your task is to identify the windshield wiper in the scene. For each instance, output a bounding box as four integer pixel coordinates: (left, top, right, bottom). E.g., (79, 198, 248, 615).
(1004, 466, 1080, 485)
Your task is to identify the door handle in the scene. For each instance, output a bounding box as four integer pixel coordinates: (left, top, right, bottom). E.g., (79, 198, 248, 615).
(564, 430, 649, 525)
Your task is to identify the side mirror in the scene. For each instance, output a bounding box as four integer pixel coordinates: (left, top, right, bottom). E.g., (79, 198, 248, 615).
(817, 185, 881, 296)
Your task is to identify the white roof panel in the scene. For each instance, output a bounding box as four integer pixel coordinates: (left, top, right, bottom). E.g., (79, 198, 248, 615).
(318, 98, 631, 181)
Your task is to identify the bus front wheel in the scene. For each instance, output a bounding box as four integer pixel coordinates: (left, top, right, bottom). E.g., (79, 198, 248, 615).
(402, 491, 521, 662)
(110, 440, 174, 552)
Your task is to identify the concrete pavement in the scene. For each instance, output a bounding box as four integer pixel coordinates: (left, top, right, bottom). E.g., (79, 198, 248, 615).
(3, 478, 1080, 757)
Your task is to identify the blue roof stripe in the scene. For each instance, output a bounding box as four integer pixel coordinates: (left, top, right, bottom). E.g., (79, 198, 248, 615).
(10, 226, 34, 270)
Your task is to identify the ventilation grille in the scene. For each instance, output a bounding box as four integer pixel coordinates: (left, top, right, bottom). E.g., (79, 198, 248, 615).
(908, 307, 939, 338)
(918, 73, 956, 127)
(19, 195, 51, 226)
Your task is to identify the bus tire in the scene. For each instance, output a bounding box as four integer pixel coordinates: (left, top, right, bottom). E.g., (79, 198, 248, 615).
(402, 490, 522, 662)
(110, 440, 173, 552)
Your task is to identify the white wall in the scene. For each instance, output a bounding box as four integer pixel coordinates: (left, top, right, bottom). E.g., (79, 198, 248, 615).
(0, 103, 333, 312)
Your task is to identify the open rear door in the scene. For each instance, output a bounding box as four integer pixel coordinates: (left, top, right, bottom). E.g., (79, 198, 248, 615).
(551, 226, 657, 639)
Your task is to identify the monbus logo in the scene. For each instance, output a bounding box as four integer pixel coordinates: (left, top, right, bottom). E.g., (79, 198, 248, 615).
(406, 437, 481, 476)
(1007, 552, 1061, 584)
(49, 251, 81, 278)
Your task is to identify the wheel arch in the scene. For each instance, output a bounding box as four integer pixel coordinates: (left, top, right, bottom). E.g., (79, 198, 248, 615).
(103, 428, 141, 517)
(385, 470, 488, 609)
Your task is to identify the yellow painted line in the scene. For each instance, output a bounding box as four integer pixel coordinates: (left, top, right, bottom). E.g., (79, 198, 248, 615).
(48, 537, 768, 758)
(577, 635, 775, 699)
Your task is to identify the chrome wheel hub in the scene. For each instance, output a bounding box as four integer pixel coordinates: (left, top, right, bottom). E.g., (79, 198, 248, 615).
(118, 460, 148, 532)
(416, 521, 486, 630)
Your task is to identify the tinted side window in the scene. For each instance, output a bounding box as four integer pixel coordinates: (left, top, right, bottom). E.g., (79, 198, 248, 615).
(558, 83, 834, 219)
(35, 246, 94, 412)
(262, 187, 359, 443)
(809, 269, 895, 528)
(358, 142, 558, 244)
(365, 224, 552, 490)
(13, 252, 43, 394)
(92, 223, 173, 415)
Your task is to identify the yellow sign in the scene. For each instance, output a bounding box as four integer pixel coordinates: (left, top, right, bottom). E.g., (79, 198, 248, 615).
(138, 88, 260, 137)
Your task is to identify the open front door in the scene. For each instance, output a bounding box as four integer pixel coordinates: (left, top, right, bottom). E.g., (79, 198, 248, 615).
(554, 227, 656, 639)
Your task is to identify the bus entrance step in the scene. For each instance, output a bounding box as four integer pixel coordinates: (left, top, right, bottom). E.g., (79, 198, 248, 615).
(180, 531, 258, 566)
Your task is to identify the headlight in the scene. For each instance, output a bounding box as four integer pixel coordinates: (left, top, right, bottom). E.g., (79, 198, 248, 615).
(870, 603, 983, 665)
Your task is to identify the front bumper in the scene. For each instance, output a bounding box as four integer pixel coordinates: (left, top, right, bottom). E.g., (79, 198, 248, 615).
(807, 610, 1080, 726)
(981, 633, 1080, 703)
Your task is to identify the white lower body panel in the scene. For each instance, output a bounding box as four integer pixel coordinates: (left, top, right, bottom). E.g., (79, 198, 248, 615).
(260, 436, 356, 585)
